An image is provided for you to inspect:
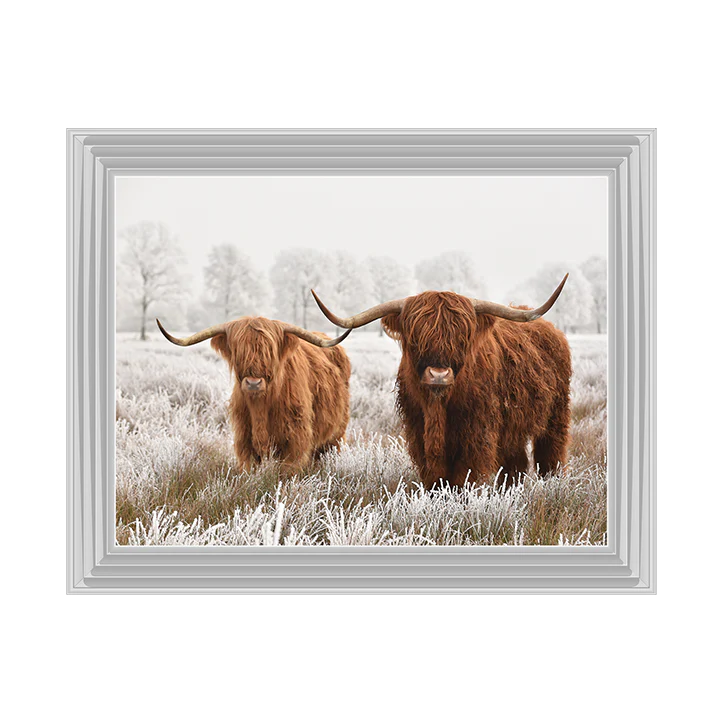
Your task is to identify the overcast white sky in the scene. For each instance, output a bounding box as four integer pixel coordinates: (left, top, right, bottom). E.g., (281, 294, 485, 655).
(115, 175, 607, 301)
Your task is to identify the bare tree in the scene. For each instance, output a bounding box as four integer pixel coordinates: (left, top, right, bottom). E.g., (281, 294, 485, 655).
(367, 256, 415, 335)
(415, 250, 487, 298)
(117, 221, 188, 340)
(509, 263, 593, 334)
(580, 255, 607, 333)
(270, 248, 332, 328)
(203, 244, 270, 320)
(319, 251, 376, 332)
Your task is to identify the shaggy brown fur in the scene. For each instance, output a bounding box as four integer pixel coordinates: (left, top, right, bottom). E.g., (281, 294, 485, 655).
(382, 292, 571, 488)
(210, 317, 351, 474)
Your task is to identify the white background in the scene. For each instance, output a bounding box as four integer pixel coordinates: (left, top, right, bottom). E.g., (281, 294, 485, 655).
(3, 1, 720, 721)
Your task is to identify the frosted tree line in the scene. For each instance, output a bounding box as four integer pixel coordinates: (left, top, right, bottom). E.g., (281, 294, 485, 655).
(116, 221, 607, 338)
(117, 221, 189, 340)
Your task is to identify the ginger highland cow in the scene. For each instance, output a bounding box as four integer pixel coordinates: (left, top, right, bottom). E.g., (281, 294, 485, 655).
(157, 316, 351, 473)
(312, 276, 571, 488)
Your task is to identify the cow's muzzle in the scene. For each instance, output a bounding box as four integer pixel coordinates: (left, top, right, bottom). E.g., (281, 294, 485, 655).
(421, 366, 454, 387)
(242, 376, 267, 393)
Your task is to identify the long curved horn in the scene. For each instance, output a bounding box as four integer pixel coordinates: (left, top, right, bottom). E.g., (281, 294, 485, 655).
(156, 319, 228, 346)
(311, 289, 406, 329)
(281, 323, 352, 348)
(470, 274, 569, 322)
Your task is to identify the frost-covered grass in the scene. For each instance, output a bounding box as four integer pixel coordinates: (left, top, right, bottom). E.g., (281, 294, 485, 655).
(115, 331, 607, 546)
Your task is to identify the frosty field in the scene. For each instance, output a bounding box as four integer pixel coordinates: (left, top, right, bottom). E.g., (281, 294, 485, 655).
(116, 330, 607, 546)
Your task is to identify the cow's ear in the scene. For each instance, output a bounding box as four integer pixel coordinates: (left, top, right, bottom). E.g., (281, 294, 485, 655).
(281, 331, 300, 358)
(381, 313, 403, 340)
(210, 333, 232, 362)
(475, 313, 496, 335)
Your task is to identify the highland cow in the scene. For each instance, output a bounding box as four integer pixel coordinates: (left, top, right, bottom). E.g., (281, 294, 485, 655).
(156, 316, 352, 473)
(312, 276, 571, 488)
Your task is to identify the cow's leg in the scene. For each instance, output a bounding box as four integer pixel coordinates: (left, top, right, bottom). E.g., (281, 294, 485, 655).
(278, 432, 312, 477)
(230, 403, 256, 471)
(449, 459, 474, 487)
(279, 451, 311, 477)
(278, 413, 314, 476)
(422, 400, 449, 490)
(401, 420, 428, 487)
(533, 400, 571, 477)
(312, 437, 343, 460)
(233, 437, 257, 471)
(422, 465, 447, 490)
(450, 429, 500, 487)
(499, 444, 529, 486)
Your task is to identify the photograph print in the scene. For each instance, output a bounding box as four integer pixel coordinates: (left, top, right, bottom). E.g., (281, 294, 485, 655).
(115, 175, 608, 546)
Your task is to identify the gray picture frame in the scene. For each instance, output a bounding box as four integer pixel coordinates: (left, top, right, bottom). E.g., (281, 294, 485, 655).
(67, 128, 655, 594)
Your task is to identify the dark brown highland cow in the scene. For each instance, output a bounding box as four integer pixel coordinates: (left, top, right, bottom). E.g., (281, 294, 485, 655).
(156, 316, 352, 473)
(312, 276, 571, 488)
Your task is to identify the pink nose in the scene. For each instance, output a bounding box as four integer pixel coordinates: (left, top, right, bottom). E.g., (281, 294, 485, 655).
(423, 367, 454, 386)
(243, 377, 265, 392)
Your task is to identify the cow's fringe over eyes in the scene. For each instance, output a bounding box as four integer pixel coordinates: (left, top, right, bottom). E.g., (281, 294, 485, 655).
(400, 292, 479, 370)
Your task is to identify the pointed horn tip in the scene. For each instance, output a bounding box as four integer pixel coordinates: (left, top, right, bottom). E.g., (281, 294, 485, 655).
(311, 288, 328, 308)
(156, 318, 188, 346)
(310, 288, 347, 326)
(324, 327, 352, 347)
(557, 273, 570, 294)
(156, 320, 177, 344)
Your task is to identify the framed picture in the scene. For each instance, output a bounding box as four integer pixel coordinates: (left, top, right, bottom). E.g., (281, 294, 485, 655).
(67, 128, 655, 593)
